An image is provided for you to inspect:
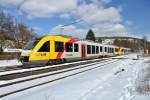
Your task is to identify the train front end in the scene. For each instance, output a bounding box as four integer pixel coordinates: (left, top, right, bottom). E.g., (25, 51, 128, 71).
(20, 39, 40, 66)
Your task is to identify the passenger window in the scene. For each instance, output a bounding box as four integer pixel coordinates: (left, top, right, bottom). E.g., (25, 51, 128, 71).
(74, 43, 79, 52)
(105, 47, 107, 52)
(112, 48, 115, 53)
(38, 41, 50, 52)
(55, 41, 64, 52)
(92, 45, 95, 54)
(96, 46, 99, 54)
(87, 45, 91, 54)
(112, 48, 114, 53)
(66, 43, 73, 52)
(100, 46, 103, 52)
(115, 48, 118, 52)
(108, 48, 110, 53)
(110, 48, 111, 53)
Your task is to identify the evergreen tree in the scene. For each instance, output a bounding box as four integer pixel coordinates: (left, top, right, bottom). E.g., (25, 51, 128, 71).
(86, 29, 95, 41)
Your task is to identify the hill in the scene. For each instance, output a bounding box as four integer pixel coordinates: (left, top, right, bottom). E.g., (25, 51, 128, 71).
(96, 36, 150, 52)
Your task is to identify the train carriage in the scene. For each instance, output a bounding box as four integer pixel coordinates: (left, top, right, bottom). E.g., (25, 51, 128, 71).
(20, 35, 131, 66)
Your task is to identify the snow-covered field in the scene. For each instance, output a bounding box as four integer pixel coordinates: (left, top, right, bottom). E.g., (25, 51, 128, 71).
(0, 54, 150, 100)
(0, 59, 22, 67)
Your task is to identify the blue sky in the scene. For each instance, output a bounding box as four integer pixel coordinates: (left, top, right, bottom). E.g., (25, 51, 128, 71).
(110, 0, 150, 34)
(0, 0, 150, 39)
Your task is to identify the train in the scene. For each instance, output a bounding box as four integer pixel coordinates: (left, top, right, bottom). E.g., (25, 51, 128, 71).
(20, 35, 131, 66)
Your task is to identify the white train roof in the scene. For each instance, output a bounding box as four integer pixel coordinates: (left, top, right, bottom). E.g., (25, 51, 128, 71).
(78, 40, 119, 48)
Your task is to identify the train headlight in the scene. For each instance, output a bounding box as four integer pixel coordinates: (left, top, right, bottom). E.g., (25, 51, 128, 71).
(21, 50, 31, 56)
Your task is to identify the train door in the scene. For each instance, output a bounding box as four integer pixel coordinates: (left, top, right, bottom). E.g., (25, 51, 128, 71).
(81, 44, 86, 58)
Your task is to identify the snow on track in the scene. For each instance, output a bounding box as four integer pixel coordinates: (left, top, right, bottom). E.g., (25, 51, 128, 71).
(1, 54, 145, 100)
(0, 59, 119, 98)
(0, 54, 138, 100)
(0, 59, 22, 67)
(0, 58, 108, 76)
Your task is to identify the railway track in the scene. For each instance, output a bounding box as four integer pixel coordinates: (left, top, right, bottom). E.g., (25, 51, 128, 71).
(0, 65, 23, 72)
(0, 58, 112, 80)
(0, 58, 105, 72)
(0, 55, 121, 73)
(0, 58, 121, 98)
(0, 56, 117, 72)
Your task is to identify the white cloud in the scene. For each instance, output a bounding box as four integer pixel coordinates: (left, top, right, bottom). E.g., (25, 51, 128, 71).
(76, 4, 122, 25)
(1, 0, 131, 38)
(125, 20, 133, 26)
(89, 0, 112, 4)
(51, 24, 150, 41)
(0, 0, 24, 6)
(59, 13, 70, 19)
(77, 0, 112, 5)
(63, 3, 127, 38)
(50, 25, 88, 39)
(20, 0, 77, 18)
(50, 3, 127, 38)
(50, 23, 127, 39)
(93, 23, 127, 37)
(0, 0, 78, 18)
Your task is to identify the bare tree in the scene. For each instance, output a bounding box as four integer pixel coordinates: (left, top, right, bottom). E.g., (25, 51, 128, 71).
(0, 10, 37, 49)
(16, 23, 37, 48)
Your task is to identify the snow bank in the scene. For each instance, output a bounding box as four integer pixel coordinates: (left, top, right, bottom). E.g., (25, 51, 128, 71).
(135, 58, 150, 95)
(0, 59, 22, 67)
(1, 54, 148, 100)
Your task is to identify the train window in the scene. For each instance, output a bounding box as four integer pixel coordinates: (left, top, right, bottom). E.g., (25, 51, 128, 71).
(105, 47, 107, 52)
(111, 48, 113, 53)
(108, 47, 109, 53)
(25, 40, 39, 50)
(110, 48, 111, 53)
(100, 46, 103, 52)
(87, 45, 91, 54)
(66, 43, 73, 52)
(96, 46, 99, 54)
(112, 48, 114, 53)
(124, 49, 126, 53)
(115, 48, 118, 52)
(92, 45, 95, 54)
(110, 48, 112, 53)
(74, 43, 79, 52)
(38, 41, 50, 52)
(55, 41, 64, 52)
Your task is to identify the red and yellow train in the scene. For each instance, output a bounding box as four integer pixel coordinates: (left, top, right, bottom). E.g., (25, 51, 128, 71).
(20, 35, 131, 66)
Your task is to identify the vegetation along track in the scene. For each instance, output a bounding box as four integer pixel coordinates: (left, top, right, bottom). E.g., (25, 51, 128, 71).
(0, 58, 120, 98)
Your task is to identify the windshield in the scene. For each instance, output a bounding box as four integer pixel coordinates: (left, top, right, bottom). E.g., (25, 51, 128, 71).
(24, 40, 39, 50)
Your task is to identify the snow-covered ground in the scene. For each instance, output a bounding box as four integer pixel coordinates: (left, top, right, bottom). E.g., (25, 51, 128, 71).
(0, 54, 150, 100)
(0, 59, 22, 67)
